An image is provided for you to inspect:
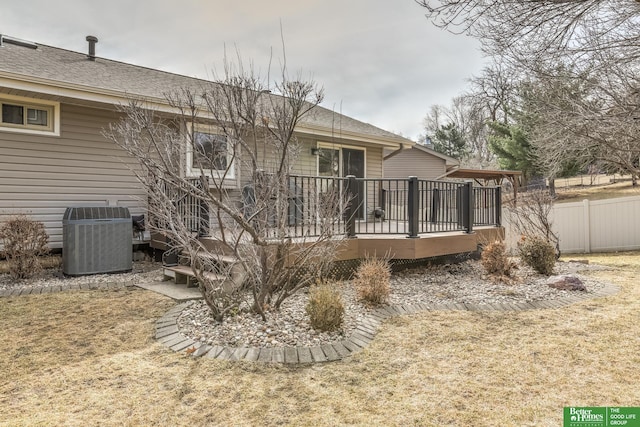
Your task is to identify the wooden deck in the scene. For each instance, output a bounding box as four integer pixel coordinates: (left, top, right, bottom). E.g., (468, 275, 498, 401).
(184, 225, 504, 262)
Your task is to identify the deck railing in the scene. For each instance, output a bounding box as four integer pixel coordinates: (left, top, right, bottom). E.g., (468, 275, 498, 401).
(154, 178, 209, 237)
(473, 186, 502, 227)
(282, 175, 501, 238)
(341, 176, 474, 237)
(162, 175, 502, 239)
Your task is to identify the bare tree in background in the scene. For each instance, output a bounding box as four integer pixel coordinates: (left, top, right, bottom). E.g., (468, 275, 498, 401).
(105, 58, 345, 322)
(417, 0, 640, 64)
(418, 0, 640, 185)
(521, 62, 640, 186)
(421, 94, 496, 167)
(468, 61, 517, 125)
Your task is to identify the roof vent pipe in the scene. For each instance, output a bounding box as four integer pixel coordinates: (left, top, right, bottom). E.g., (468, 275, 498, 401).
(86, 35, 98, 60)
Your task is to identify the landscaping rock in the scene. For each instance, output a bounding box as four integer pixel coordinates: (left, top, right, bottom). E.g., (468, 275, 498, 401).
(546, 275, 587, 291)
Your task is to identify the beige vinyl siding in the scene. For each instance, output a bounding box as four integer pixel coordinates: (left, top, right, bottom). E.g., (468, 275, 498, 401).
(384, 147, 446, 180)
(0, 103, 146, 249)
(237, 137, 316, 189)
(366, 145, 383, 178)
(291, 138, 316, 176)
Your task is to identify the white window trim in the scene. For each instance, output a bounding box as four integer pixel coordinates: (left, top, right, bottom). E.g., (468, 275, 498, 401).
(185, 124, 236, 180)
(0, 93, 60, 136)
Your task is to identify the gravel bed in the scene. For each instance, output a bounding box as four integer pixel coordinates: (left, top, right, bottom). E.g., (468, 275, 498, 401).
(177, 259, 610, 349)
(1, 257, 610, 349)
(0, 260, 163, 290)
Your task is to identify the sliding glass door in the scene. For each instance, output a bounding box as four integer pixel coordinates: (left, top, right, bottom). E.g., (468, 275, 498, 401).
(317, 145, 366, 219)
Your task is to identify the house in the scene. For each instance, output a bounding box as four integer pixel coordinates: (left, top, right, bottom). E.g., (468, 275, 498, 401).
(384, 143, 459, 180)
(0, 34, 503, 261)
(0, 34, 414, 249)
(384, 144, 521, 197)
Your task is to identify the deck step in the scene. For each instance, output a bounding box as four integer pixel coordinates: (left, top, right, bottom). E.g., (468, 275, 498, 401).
(164, 245, 247, 293)
(188, 252, 239, 264)
(184, 252, 246, 285)
(163, 265, 224, 287)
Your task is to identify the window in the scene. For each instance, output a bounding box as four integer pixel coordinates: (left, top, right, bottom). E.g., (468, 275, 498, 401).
(0, 96, 58, 135)
(318, 148, 340, 177)
(193, 132, 227, 171)
(186, 129, 235, 179)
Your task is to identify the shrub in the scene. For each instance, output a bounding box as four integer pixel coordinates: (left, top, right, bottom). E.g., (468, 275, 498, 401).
(517, 235, 556, 275)
(306, 281, 344, 332)
(353, 256, 391, 306)
(480, 240, 515, 277)
(0, 215, 49, 280)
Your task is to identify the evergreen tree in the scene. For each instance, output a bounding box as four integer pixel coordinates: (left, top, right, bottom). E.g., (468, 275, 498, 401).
(488, 122, 540, 186)
(432, 123, 468, 160)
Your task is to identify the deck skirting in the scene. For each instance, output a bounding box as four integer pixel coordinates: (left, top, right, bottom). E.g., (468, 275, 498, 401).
(333, 226, 504, 261)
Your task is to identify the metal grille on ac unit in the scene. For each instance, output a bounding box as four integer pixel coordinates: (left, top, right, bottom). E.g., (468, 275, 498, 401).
(62, 206, 132, 275)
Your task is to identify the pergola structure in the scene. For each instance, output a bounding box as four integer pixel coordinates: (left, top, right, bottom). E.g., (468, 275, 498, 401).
(438, 168, 522, 199)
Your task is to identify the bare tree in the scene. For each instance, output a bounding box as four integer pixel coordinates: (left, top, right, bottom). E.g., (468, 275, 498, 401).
(468, 60, 518, 125)
(417, 0, 640, 64)
(421, 94, 497, 167)
(418, 0, 640, 185)
(522, 61, 640, 185)
(504, 189, 560, 256)
(105, 58, 346, 321)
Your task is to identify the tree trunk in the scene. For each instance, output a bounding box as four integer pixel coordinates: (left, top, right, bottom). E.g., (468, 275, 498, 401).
(548, 178, 556, 198)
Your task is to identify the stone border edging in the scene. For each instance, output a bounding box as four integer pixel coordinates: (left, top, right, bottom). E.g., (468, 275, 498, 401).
(155, 282, 620, 364)
(0, 281, 131, 297)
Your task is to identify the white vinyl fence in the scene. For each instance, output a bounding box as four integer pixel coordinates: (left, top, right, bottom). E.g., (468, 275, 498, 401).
(504, 195, 640, 254)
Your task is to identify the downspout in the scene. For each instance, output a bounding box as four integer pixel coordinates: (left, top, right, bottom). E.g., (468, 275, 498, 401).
(383, 143, 406, 161)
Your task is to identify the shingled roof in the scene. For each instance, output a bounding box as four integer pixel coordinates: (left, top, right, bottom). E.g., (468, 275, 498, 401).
(0, 36, 412, 147)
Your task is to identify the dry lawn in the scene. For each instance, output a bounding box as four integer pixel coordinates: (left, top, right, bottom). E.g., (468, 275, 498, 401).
(555, 180, 640, 203)
(1, 253, 639, 426)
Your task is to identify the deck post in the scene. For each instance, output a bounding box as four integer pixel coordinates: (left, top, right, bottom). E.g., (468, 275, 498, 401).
(345, 175, 357, 238)
(407, 176, 419, 238)
(198, 176, 210, 237)
(494, 186, 502, 226)
(199, 200, 210, 237)
(463, 180, 474, 234)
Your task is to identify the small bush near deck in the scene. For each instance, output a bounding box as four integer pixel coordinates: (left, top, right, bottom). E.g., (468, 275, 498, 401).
(480, 240, 515, 278)
(517, 235, 556, 275)
(353, 257, 391, 306)
(0, 215, 49, 280)
(306, 281, 344, 332)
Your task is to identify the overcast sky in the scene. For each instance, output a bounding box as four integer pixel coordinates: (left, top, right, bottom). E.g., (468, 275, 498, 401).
(1, 0, 485, 141)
